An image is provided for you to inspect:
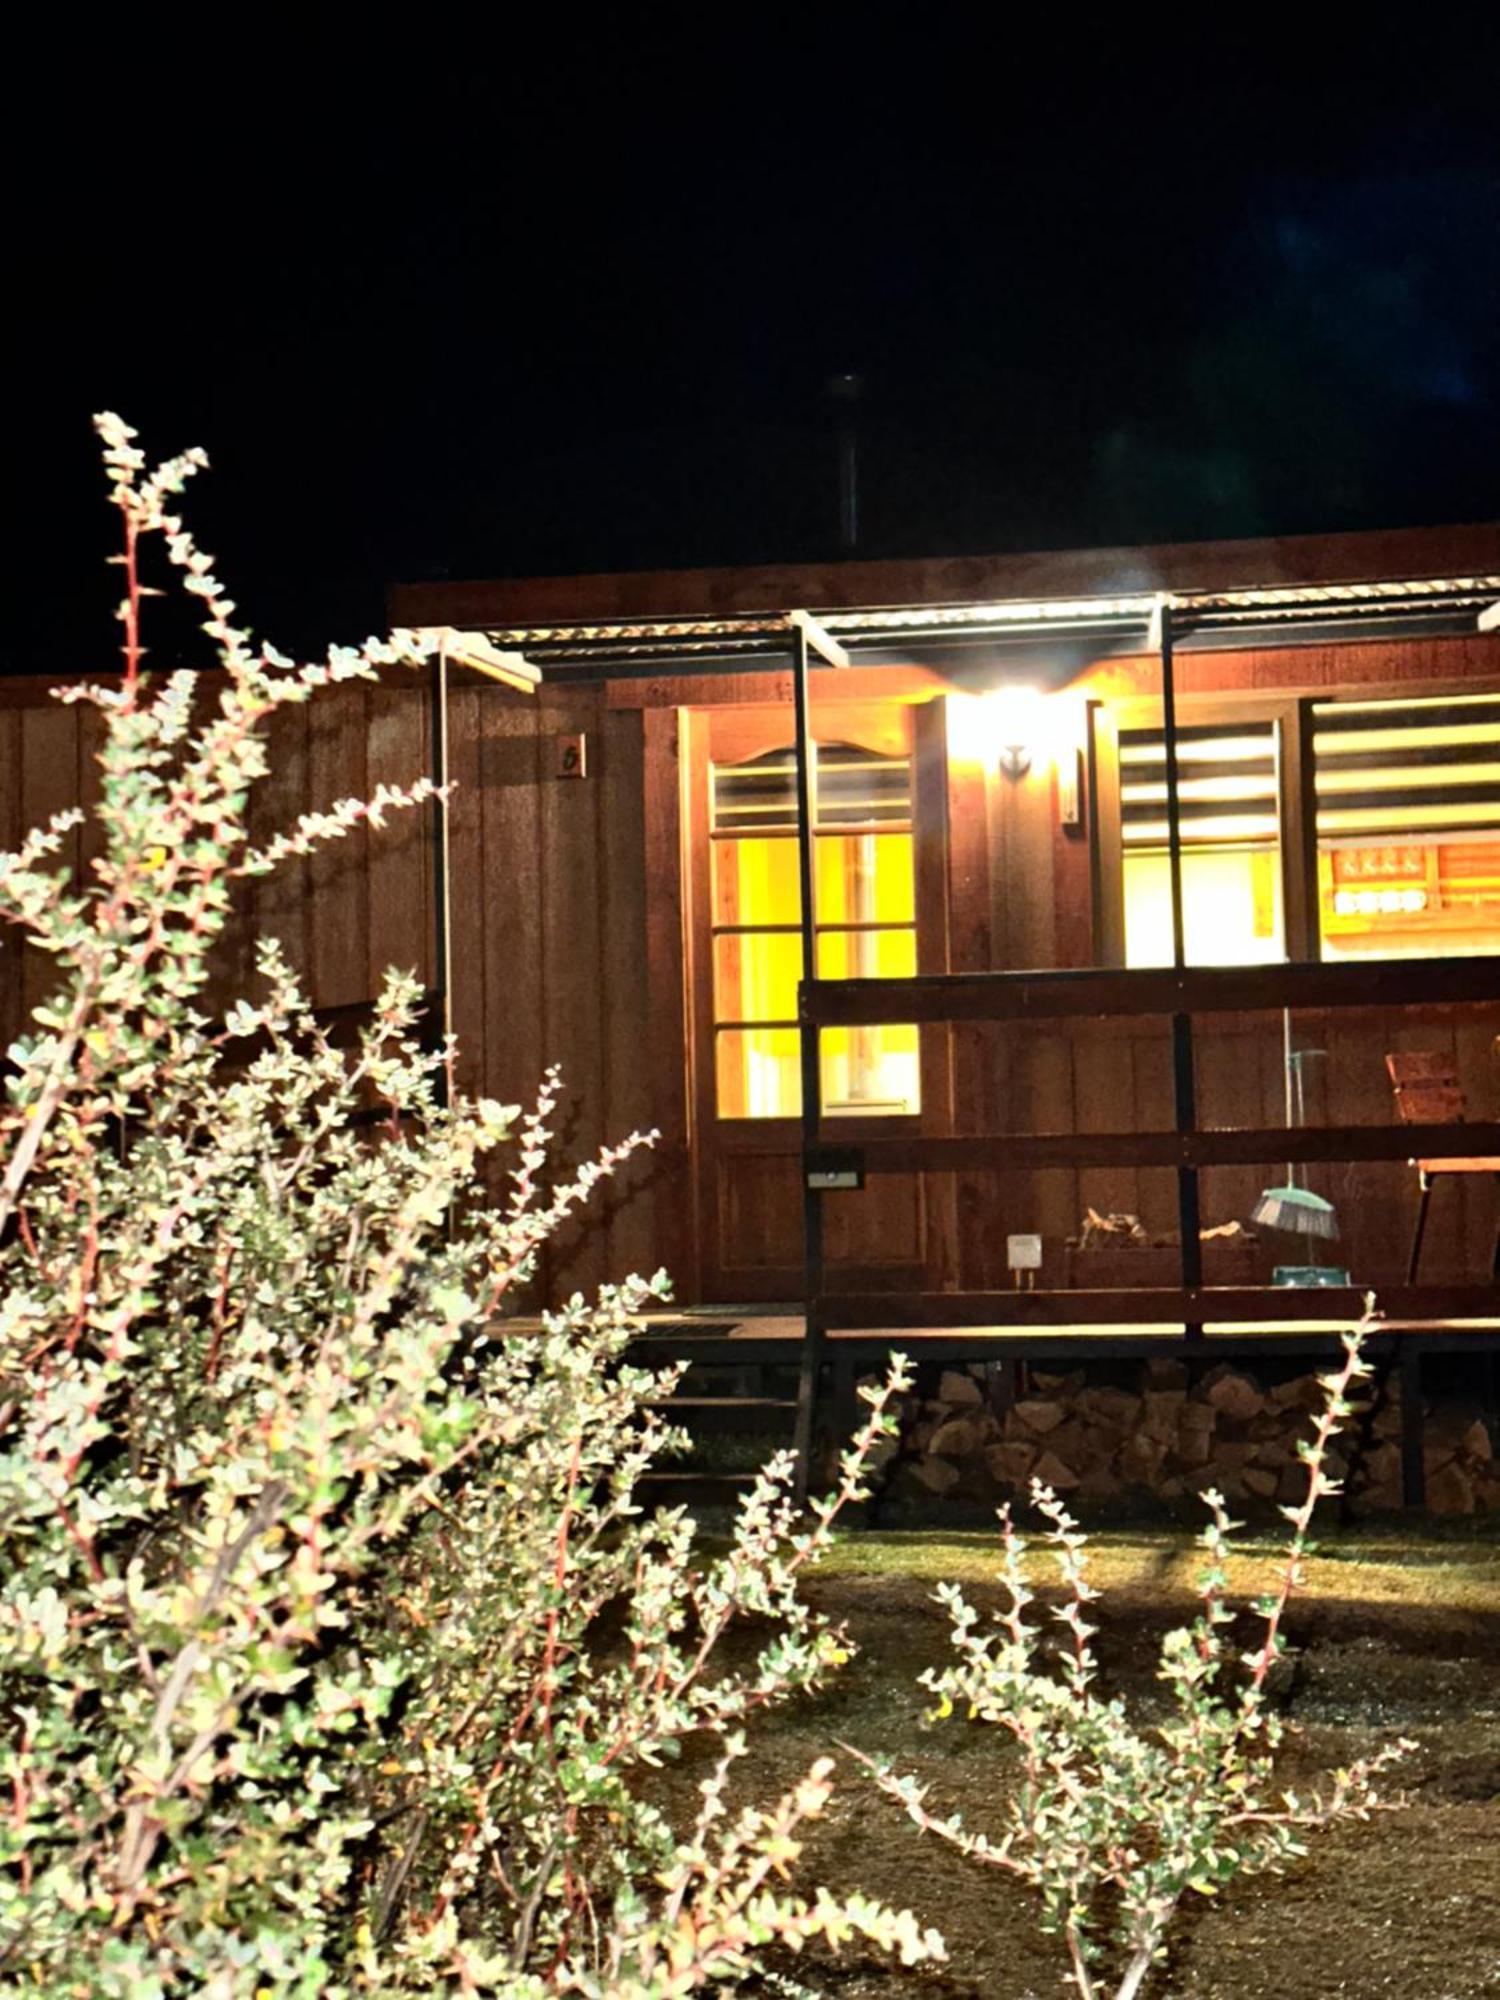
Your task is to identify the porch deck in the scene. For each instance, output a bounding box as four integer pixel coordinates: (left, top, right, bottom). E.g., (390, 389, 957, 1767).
(610, 1301, 1498, 1513)
(626, 1302, 1499, 1365)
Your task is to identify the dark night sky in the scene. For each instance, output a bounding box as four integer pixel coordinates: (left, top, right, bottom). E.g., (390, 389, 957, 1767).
(8, 24, 1498, 672)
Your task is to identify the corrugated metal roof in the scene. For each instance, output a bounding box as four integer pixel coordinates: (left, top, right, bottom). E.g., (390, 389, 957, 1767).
(480, 573, 1500, 675)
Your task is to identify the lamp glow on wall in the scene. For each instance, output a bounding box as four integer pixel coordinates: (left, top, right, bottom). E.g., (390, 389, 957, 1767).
(995, 686, 1045, 777)
(946, 686, 1050, 773)
(946, 686, 1087, 828)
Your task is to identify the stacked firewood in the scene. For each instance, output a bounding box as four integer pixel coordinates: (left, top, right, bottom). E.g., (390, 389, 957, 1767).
(886, 1357, 1498, 1515)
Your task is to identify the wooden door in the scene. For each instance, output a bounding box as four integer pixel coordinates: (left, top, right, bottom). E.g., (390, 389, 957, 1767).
(685, 700, 945, 1302)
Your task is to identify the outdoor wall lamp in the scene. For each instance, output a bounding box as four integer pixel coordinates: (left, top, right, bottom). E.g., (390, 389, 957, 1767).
(945, 685, 1057, 780)
(993, 686, 1044, 779)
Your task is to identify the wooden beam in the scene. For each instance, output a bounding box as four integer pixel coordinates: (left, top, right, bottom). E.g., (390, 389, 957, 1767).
(810, 1122, 1500, 1174)
(1279, 697, 1322, 962)
(801, 956, 1500, 1026)
(817, 1285, 1500, 1329)
(788, 608, 851, 669)
(421, 628, 541, 692)
(623, 1325, 1500, 1364)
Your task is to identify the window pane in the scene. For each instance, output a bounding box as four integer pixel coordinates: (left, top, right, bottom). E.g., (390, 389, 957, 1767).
(815, 747, 912, 825)
(816, 928, 917, 980)
(712, 751, 799, 832)
(715, 1025, 923, 1118)
(821, 1026, 921, 1115)
(711, 743, 912, 834)
(1119, 721, 1280, 845)
(1123, 847, 1283, 967)
(1318, 837, 1500, 958)
(1313, 692, 1500, 959)
(713, 932, 800, 1023)
(712, 929, 917, 1022)
(716, 1027, 801, 1118)
(712, 835, 800, 926)
(1118, 717, 1283, 967)
(815, 832, 915, 925)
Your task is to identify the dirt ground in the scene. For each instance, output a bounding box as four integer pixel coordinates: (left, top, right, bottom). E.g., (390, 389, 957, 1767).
(696, 1526, 1500, 1999)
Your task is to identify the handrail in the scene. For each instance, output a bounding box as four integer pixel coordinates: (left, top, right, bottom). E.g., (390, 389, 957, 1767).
(801, 955, 1500, 1027)
(809, 1122, 1500, 1176)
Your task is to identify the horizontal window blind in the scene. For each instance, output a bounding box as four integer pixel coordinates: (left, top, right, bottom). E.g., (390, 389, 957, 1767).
(711, 743, 911, 831)
(1313, 692, 1500, 840)
(1119, 720, 1279, 846)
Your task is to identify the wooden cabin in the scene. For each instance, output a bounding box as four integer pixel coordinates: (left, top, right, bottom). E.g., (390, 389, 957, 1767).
(382, 527, 1497, 1320)
(4, 523, 1497, 1494)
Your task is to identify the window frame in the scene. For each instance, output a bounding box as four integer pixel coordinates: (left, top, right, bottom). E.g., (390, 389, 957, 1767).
(1091, 673, 1500, 968)
(1092, 691, 1317, 966)
(692, 702, 929, 1128)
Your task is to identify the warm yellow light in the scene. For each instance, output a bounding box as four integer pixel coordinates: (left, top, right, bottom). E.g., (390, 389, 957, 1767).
(1120, 733, 1272, 766)
(946, 686, 1049, 773)
(1124, 848, 1284, 966)
(995, 687, 1044, 776)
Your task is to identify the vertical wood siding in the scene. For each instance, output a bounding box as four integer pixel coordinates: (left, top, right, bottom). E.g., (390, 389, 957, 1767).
(0, 674, 664, 1305)
(2, 626, 1495, 1304)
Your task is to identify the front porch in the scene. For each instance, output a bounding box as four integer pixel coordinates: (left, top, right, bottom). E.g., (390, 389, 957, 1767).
(444, 564, 1496, 1504)
(621, 1300, 1499, 1514)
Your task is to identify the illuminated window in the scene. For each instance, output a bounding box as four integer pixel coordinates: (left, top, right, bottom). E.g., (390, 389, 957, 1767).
(710, 743, 920, 1118)
(1118, 719, 1285, 967)
(1314, 691, 1500, 959)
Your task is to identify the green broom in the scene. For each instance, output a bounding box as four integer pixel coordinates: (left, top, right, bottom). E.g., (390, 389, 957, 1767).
(1252, 1010, 1340, 1240)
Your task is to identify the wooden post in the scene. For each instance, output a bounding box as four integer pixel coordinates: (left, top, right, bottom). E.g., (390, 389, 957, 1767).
(790, 620, 826, 1505)
(1400, 1338, 1426, 1508)
(1280, 696, 1323, 962)
(1156, 598, 1203, 1332)
(830, 1349, 858, 1462)
(428, 642, 453, 1105)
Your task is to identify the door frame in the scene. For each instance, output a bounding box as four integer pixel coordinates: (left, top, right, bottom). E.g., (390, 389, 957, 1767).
(671, 696, 954, 1301)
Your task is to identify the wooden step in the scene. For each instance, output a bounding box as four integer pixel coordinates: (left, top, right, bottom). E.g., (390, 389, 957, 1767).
(649, 1397, 796, 1432)
(635, 1470, 763, 1508)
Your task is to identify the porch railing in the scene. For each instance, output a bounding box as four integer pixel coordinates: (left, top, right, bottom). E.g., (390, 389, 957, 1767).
(791, 952, 1499, 1503)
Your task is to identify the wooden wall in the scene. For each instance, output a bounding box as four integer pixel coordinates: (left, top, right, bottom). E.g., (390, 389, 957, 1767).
(924, 632, 1500, 1291)
(938, 1011, 1499, 1291)
(596, 631, 1498, 1296)
(3, 627, 1496, 1306)
(0, 673, 669, 1307)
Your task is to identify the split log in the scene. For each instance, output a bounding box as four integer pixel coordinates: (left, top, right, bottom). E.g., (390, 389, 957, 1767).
(1202, 1368, 1266, 1423)
(985, 1440, 1038, 1487)
(1145, 1357, 1190, 1391)
(929, 1415, 987, 1460)
(907, 1454, 962, 1495)
(938, 1369, 984, 1407)
(1032, 1450, 1081, 1491)
(1426, 1460, 1475, 1515)
(1012, 1398, 1068, 1435)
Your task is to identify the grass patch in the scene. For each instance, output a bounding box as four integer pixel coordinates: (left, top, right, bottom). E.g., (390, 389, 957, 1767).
(819, 1520, 1500, 1612)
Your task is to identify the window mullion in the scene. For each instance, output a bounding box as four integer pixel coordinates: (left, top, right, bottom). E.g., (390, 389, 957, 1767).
(1278, 696, 1320, 962)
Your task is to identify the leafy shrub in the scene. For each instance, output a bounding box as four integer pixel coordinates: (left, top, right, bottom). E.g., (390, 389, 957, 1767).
(859, 1322, 1409, 2000)
(0, 418, 942, 1996)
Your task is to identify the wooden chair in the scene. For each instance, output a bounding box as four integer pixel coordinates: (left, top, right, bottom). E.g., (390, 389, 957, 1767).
(1384, 1050, 1500, 1282)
